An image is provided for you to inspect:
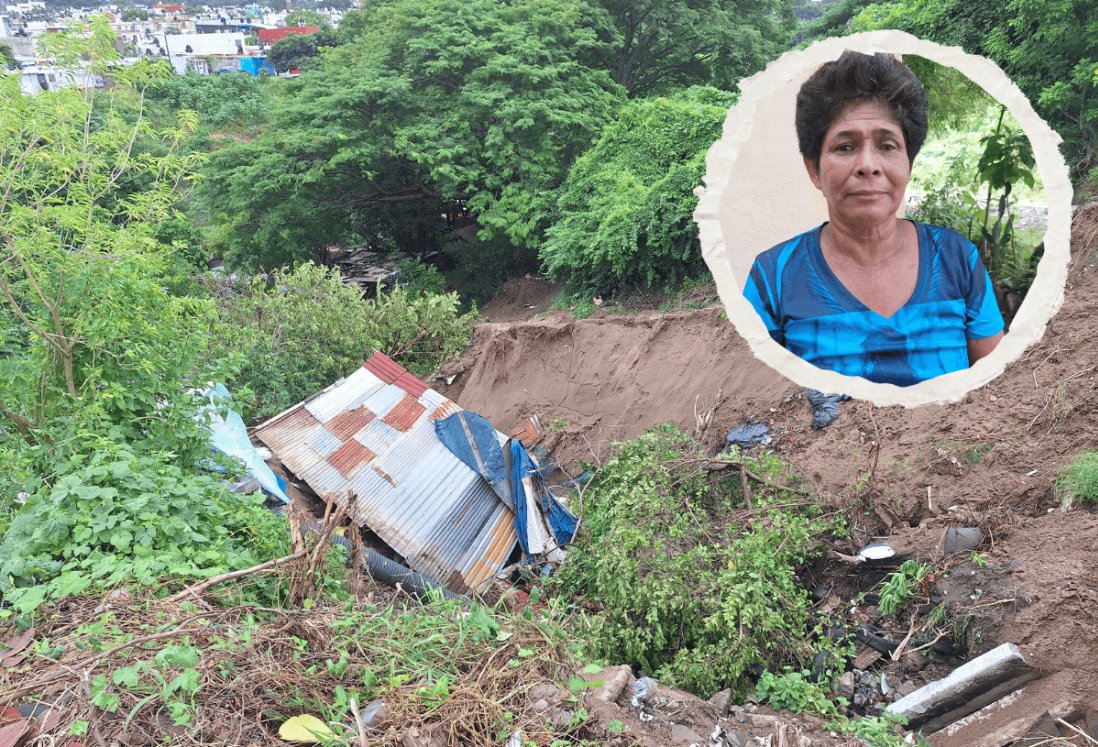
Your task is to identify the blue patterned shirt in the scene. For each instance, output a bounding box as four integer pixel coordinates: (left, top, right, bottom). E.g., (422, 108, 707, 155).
(743, 222, 1004, 386)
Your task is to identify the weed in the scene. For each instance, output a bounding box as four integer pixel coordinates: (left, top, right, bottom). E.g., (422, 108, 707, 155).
(969, 552, 987, 568)
(878, 561, 931, 615)
(1056, 452, 1098, 503)
(756, 670, 840, 718)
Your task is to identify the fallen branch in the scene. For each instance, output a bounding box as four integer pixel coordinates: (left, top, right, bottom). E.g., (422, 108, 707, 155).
(165, 549, 309, 603)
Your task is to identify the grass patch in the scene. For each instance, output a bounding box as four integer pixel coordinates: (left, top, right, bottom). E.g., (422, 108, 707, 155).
(1057, 452, 1098, 503)
(0, 586, 593, 745)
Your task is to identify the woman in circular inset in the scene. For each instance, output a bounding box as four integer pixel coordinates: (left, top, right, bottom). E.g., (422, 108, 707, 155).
(743, 51, 1004, 387)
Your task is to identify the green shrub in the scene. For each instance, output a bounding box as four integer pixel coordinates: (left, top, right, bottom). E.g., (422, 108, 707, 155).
(1057, 452, 1098, 503)
(552, 427, 836, 697)
(0, 441, 289, 613)
(208, 263, 477, 421)
(540, 87, 735, 296)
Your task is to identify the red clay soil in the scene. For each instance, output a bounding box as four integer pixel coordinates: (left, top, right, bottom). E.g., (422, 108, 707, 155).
(440, 203, 1098, 745)
(479, 275, 562, 322)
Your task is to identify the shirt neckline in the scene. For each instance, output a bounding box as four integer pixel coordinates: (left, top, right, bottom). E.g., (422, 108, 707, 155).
(807, 219, 929, 321)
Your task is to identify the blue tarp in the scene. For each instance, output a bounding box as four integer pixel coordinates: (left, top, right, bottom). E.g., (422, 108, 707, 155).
(434, 411, 511, 509)
(509, 439, 578, 557)
(200, 384, 289, 504)
(435, 411, 577, 559)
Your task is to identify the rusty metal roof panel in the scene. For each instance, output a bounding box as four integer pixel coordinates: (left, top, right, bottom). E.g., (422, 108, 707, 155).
(257, 353, 519, 592)
(362, 352, 404, 384)
(458, 504, 517, 590)
(324, 406, 376, 441)
(395, 372, 428, 398)
(381, 394, 427, 432)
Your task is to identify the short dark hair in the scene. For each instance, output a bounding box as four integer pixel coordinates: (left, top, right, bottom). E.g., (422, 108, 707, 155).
(796, 51, 928, 170)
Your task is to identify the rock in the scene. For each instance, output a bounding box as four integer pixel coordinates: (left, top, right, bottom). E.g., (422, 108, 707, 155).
(527, 683, 561, 703)
(900, 651, 929, 672)
(942, 526, 982, 555)
(587, 665, 634, 704)
(724, 728, 751, 747)
(669, 723, 704, 744)
(531, 699, 550, 713)
(709, 688, 733, 717)
(548, 709, 574, 730)
(896, 680, 918, 698)
(839, 671, 856, 698)
(358, 699, 390, 730)
(747, 713, 778, 729)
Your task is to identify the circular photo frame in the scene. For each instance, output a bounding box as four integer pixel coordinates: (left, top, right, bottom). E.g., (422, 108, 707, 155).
(694, 30, 1071, 407)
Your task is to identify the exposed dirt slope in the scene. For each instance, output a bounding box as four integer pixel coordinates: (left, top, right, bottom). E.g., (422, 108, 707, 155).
(439, 306, 797, 470)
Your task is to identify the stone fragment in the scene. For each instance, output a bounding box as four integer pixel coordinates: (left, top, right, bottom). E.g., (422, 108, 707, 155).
(527, 683, 561, 702)
(669, 723, 704, 744)
(709, 688, 733, 716)
(839, 671, 856, 698)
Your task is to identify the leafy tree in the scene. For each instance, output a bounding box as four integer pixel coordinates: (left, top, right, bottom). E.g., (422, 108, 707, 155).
(198, 0, 625, 269)
(0, 19, 294, 611)
(121, 6, 149, 21)
(588, 0, 796, 97)
(266, 27, 338, 72)
(147, 71, 272, 132)
(285, 9, 330, 27)
(0, 18, 213, 488)
(541, 86, 735, 294)
(850, 0, 1098, 183)
(206, 263, 477, 421)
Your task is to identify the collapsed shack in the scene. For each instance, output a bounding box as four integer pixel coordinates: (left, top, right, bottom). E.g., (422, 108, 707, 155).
(253, 353, 576, 596)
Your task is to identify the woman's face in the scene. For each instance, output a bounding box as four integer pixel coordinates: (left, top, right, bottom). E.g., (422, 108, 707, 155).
(803, 100, 911, 231)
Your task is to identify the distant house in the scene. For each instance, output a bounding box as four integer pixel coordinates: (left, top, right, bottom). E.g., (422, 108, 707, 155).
(256, 25, 318, 45)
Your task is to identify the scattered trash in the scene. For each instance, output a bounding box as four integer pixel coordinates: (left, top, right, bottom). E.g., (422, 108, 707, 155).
(725, 423, 770, 450)
(196, 383, 289, 504)
(806, 389, 847, 429)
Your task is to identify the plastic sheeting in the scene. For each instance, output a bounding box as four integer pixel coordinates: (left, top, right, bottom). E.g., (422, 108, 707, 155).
(199, 384, 289, 504)
(509, 440, 578, 560)
(434, 411, 513, 510)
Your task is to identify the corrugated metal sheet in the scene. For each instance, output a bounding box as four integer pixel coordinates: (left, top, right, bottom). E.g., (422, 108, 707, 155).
(362, 353, 404, 384)
(325, 406, 376, 441)
(353, 418, 403, 456)
(255, 353, 518, 592)
(382, 394, 426, 432)
(305, 426, 341, 457)
(395, 372, 428, 398)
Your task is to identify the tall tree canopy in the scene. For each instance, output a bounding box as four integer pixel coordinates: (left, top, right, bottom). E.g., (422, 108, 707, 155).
(541, 86, 736, 293)
(848, 0, 1098, 183)
(200, 0, 625, 269)
(588, 0, 796, 97)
